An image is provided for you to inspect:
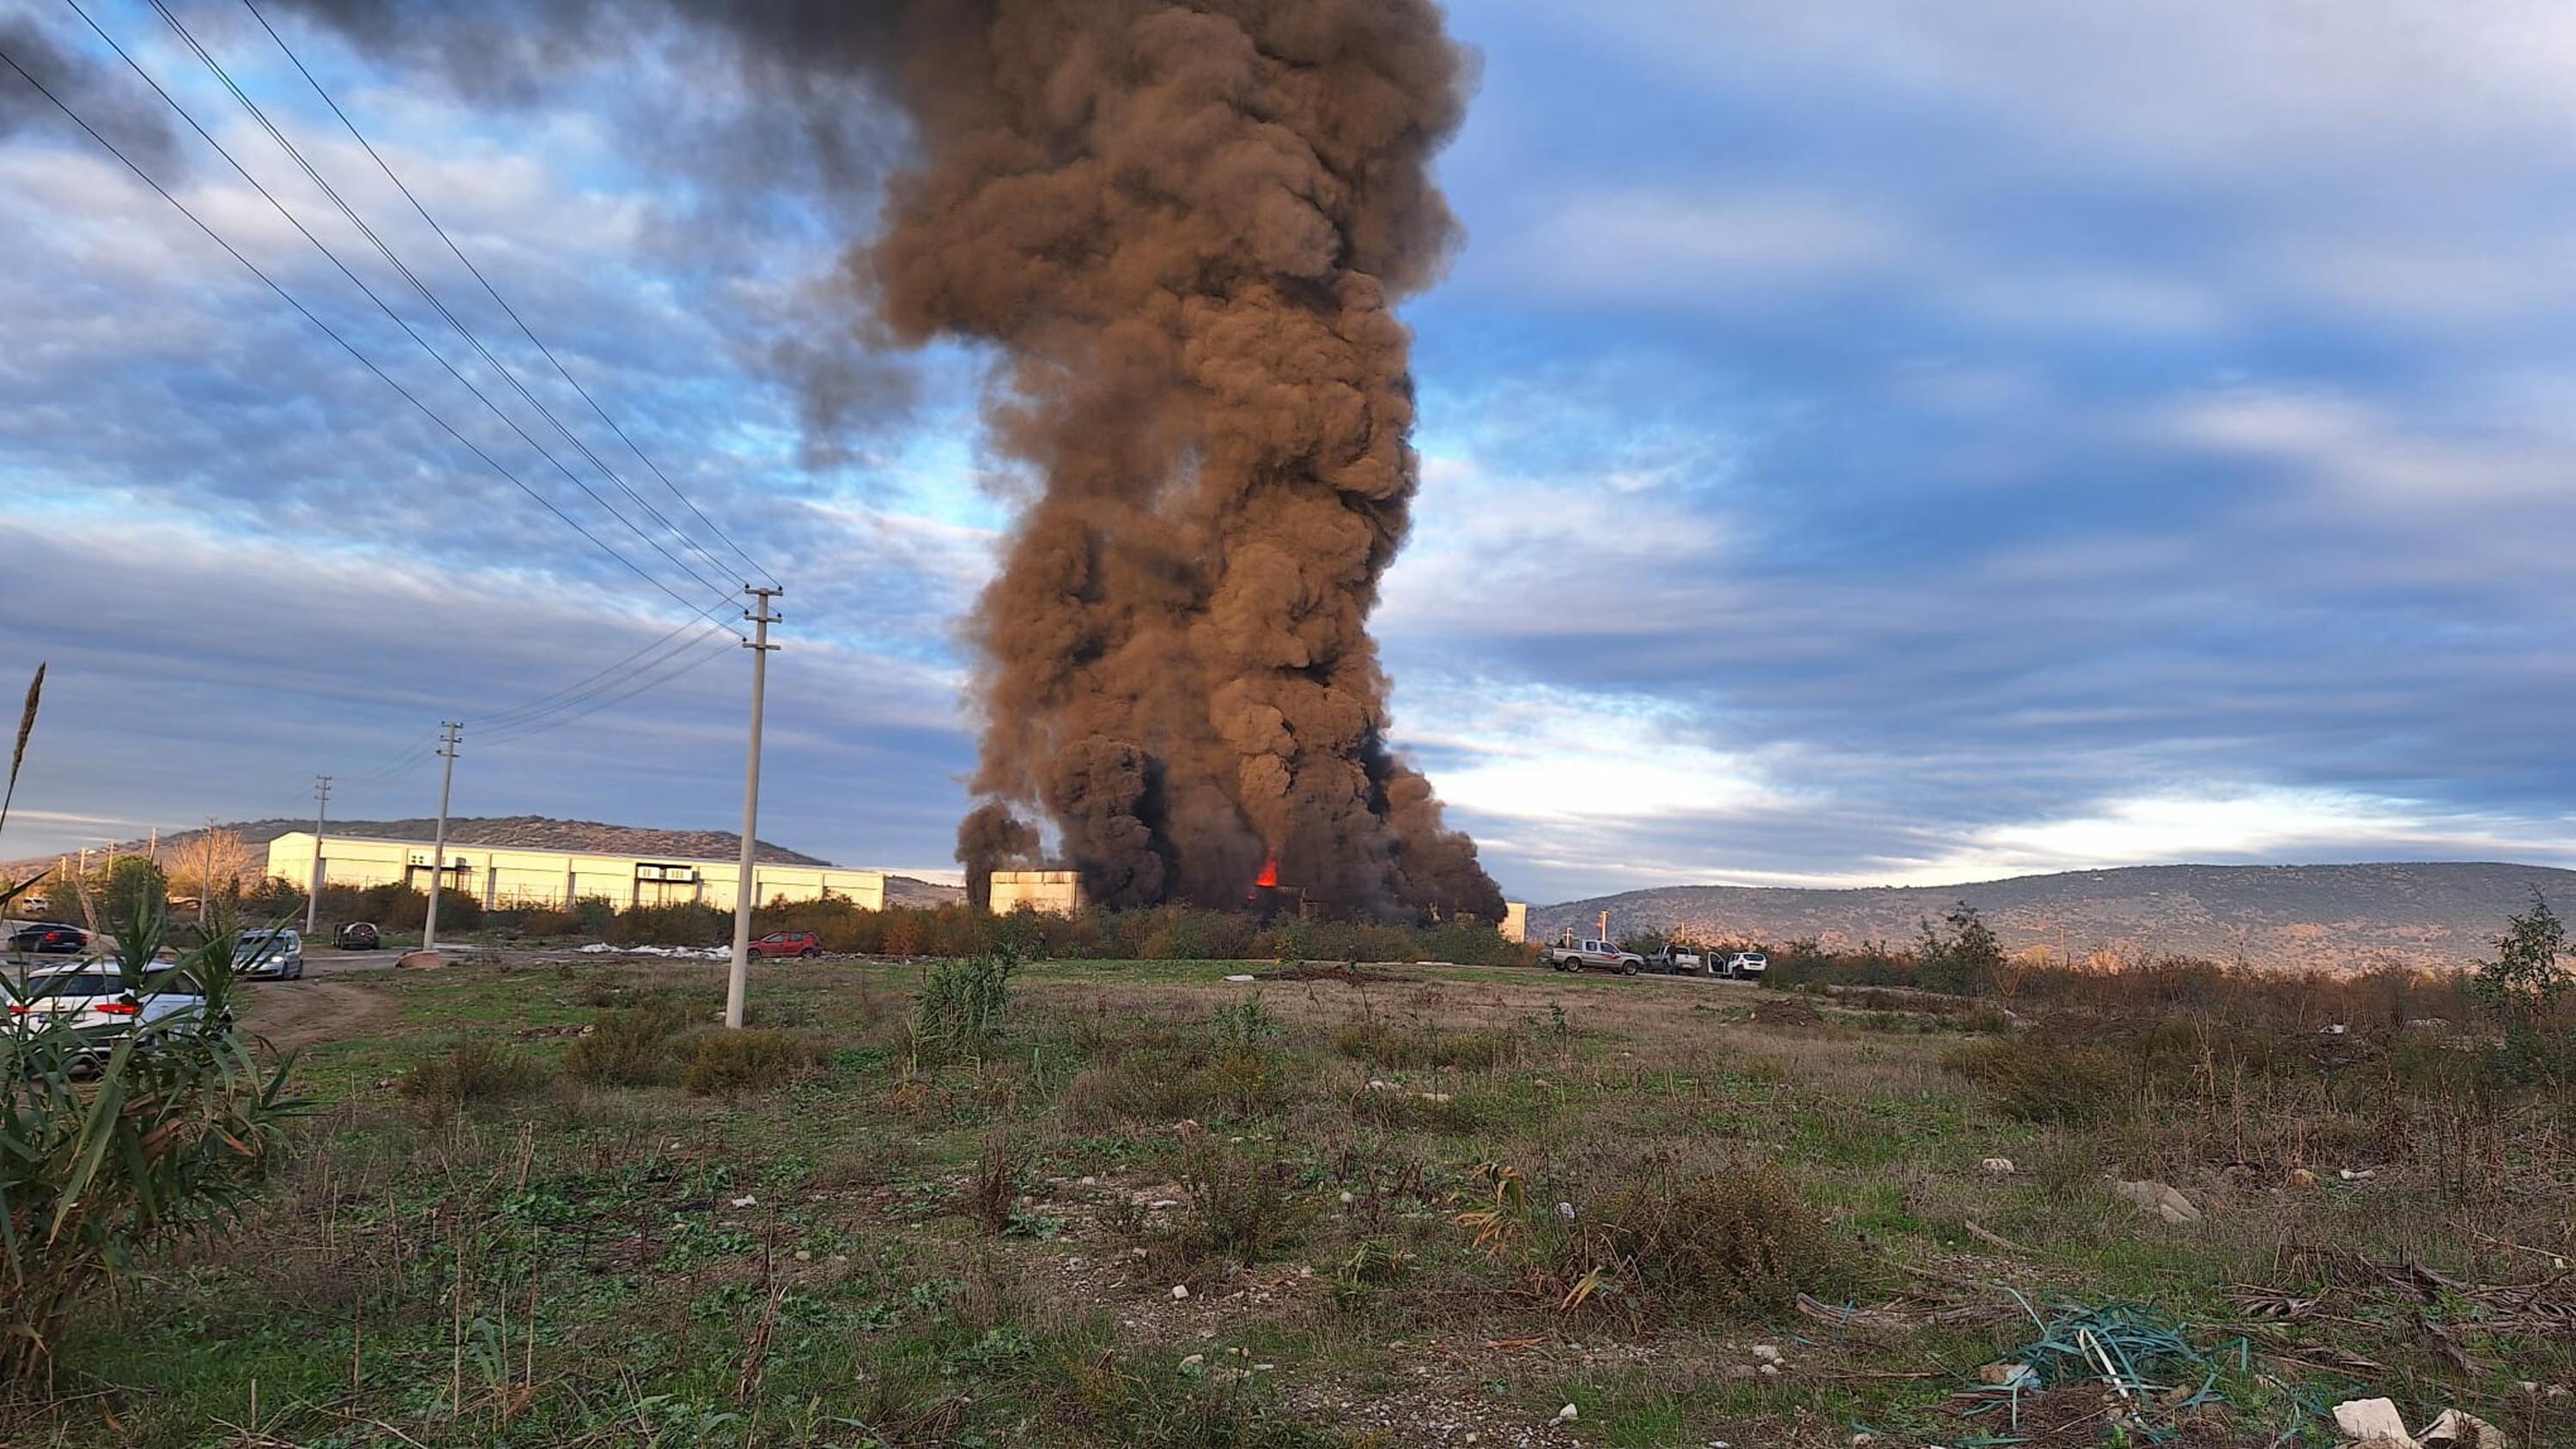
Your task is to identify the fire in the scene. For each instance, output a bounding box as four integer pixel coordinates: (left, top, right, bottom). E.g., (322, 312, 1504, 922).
(1254, 854, 1279, 889)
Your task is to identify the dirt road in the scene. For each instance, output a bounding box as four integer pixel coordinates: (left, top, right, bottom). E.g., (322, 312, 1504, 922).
(241, 979, 394, 1049)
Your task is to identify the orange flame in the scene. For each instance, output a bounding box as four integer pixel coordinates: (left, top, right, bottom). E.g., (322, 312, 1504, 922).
(1254, 854, 1279, 888)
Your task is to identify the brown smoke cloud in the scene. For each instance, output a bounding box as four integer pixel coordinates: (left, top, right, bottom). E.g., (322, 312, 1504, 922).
(275, 0, 1503, 921)
(864, 0, 1502, 920)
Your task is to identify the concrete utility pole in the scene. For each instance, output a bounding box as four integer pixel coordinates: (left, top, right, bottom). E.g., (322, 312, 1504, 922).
(422, 723, 461, 952)
(199, 818, 220, 925)
(306, 774, 331, 936)
(724, 587, 783, 1030)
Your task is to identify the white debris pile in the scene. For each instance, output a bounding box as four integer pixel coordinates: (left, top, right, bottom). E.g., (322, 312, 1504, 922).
(575, 943, 730, 961)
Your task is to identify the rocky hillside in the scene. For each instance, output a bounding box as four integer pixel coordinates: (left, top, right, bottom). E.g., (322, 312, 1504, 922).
(1532, 862, 2576, 972)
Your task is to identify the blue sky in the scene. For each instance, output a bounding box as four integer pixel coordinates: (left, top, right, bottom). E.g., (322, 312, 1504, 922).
(3, 0, 2573, 903)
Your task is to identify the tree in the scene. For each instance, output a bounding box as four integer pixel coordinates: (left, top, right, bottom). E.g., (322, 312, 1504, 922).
(1917, 900, 2004, 996)
(96, 856, 166, 926)
(2473, 890, 2570, 1035)
(171, 828, 257, 905)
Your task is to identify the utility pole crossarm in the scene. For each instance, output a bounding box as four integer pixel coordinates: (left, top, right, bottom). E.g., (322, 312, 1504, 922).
(724, 586, 783, 1030)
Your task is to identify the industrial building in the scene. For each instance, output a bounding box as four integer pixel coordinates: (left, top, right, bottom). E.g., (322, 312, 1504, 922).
(1500, 901, 1528, 943)
(264, 833, 886, 912)
(988, 869, 1084, 916)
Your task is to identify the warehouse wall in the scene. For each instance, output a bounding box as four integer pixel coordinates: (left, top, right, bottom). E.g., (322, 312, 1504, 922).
(263, 834, 885, 912)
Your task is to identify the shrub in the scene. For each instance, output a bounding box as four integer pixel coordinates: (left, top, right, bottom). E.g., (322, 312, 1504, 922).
(1181, 1132, 1311, 1262)
(1945, 1036, 2134, 1125)
(681, 1028, 816, 1097)
(564, 1001, 698, 1087)
(909, 949, 1018, 1067)
(1566, 1161, 1848, 1319)
(398, 1039, 552, 1113)
(0, 889, 301, 1378)
(966, 1128, 1018, 1234)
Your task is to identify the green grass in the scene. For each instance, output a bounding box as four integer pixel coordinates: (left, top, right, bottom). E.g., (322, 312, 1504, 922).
(0, 955, 2565, 1447)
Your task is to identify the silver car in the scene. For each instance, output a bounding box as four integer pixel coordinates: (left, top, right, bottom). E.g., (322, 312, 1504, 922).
(234, 927, 305, 980)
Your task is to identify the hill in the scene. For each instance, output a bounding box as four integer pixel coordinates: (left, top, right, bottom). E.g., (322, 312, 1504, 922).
(1531, 862, 2576, 972)
(9, 817, 963, 906)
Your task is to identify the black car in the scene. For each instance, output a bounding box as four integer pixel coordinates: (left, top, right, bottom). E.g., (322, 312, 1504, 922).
(335, 921, 381, 950)
(8, 924, 90, 955)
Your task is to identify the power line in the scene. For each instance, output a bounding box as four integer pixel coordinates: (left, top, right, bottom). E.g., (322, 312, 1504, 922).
(471, 621, 735, 740)
(0, 33, 732, 631)
(468, 615, 717, 731)
(236, 0, 781, 593)
(150, 0, 758, 603)
(56, 0, 743, 626)
(477, 633, 743, 749)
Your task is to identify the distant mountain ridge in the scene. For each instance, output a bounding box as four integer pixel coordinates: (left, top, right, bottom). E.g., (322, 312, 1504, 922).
(11, 816, 963, 906)
(1532, 862, 2576, 972)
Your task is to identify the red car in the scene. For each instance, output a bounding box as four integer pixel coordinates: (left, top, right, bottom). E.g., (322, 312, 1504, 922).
(748, 931, 823, 960)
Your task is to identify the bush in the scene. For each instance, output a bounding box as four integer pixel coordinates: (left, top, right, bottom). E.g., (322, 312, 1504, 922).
(966, 1129, 1018, 1234)
(1566, 1161, 1848, 1319)
(909, 949, 1018, 1067)
(681, 1028, 816, 1097)
(1181, 1132, 1311, 1262)
(0, 890, 300, 1378)
(563, 1001, 698, 1087)
(1945, 1036, 2134, 1125)
(398, 1039, 550, 1113)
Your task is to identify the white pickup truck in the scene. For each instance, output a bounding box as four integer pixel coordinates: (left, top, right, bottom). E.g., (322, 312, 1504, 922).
(1545, 937, 1643, 974)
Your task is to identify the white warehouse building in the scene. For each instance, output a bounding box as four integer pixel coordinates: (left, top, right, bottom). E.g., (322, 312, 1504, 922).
(264, 833, 886, 913)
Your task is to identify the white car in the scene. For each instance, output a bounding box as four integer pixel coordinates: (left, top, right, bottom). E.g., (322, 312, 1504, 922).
(9, 963, 223, 1062)
(234, 926, 306, 980)
(1722, 951, 1769, 979)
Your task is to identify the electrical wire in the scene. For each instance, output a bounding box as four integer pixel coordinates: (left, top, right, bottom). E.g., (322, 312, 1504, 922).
(0, 33, 736, 634)
(475, 633, 742, 749)
(151, 0, 758, 603)
(466, 615, 718, 731)
(56, 0, 744, 628)
(236, 0, 781, 593)
(467, 621, 735, 736)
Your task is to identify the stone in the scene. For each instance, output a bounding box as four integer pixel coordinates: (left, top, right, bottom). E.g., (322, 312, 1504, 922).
(2330, 1397, 2415, 1446)
(2288, 1167, 2318, 1189)
(1553, 1404, 1578, 1424)
(1171, 1284, 1189, 1300)
(1750, 1344, 1783, 1363)
(2112, 1179, 2202, 1224)
(2421, 1409, 2509, 1447)
(1980, 1157, 2015, 1174)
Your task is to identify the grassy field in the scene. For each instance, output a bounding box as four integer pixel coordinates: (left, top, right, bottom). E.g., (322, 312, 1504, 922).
(5, 953, 2567, 1447)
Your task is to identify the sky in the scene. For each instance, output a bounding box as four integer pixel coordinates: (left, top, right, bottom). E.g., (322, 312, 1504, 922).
(3, 0, 2573, 904)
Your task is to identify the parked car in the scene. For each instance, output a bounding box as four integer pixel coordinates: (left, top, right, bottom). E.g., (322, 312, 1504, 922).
(1721, 951, 1769, 980)
(7, 924, 89, 956)
(1545, 937, 1643, 974)
(234, 926, 304, 980)
(749, 931, 824, 960)
(8, 963, 225, 1064)
(1639, 943, 1706, 974)
(335, 921, 381, 951)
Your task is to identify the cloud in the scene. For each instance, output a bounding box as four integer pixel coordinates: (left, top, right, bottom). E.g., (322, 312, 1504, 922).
(9, 0, 2576, 912)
